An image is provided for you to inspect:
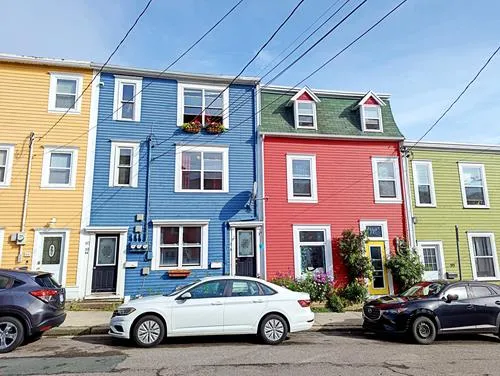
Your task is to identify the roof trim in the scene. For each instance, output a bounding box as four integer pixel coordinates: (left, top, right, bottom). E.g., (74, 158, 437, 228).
(0, 53, 90, 69)
(355, 91, 386, 108)
(260, 131, 403, 141)
(288, 86, 321, 105)
(262, 84, 391, 99)
(404, 140, 500, 152)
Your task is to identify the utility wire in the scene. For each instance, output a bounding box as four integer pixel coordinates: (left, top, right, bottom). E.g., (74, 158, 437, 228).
(38, 0, 154, 140)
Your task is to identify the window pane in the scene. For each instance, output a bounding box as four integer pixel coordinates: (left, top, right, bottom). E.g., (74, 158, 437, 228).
(373, 272, 385, 288)
(183, 227, 201, 244)
(258, 283, 276, 296)
(182, 171, 201, 189)
(162, 227, 179, 245)
(292, 159, 311, 177)
(446, 286, 468, 300)
(0, 150, 7, 165)
(370, 246, 382, 260)
(416, 164, 430, 184)
(122, 84, 135, 101)
(364, 106, 379, 119)
(473, 237, 492, 257)
(365, 119, 380, 130)
(231, 281, 260, 297)
(119, 148, 132, 166)
(465, 187, 485, 205)
(204, 152, 223, 171)
(365, 226, 383, 238)
(55, 94, 76, 109)
(476, 259, 495, 277)
(297, 102, 314, 114)
(49, 169, 70, 184)
(97, 237, 117, 265)
(379, 180, 396, 198)
(184, 106, 203, 115)
(299, 231, 324, 242)
(42, 237, 62, 265)
(0, 167, 5, 183)
(160, 247, 178, 266)
(205, 91, 223, 109)
(50, 153, 71, 168)
(204, 171, 222, 190)
(462, 166, 483, 187)
(118, 167, 130, 185)
(184, 90, 202, 107)
(121, 102, 134, 119)
(189, 281, 226, 299)
(471, 286, 492, 298)
(182, 247, 201, 266)
(0, 276, 10, 289)
(298, 115, 314, 127)
(300, 245, 325, 274)
(293, 178, 311, 196)
(57, 79, 77, 94)
(418, 185, 432, 204)
(182, 152, 201, 170)
(377, 162, 395, 179)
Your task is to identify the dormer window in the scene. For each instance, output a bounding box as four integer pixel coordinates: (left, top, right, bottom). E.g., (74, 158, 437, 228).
(288, 87, 320, 130)
(356, 91, 385, 133)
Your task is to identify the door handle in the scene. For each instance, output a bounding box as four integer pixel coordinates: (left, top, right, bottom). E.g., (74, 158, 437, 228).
(211, 301, 223, 306)
(495, 301, 500, 305)
(252, 299, 264, 303)
(466, 304, 474, 310)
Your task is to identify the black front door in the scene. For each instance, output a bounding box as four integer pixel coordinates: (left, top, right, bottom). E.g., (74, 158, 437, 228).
(91, 235, 119, 293)
(235, 229, 256, 277)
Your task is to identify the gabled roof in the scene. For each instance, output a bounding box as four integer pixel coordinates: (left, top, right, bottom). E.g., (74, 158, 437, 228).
(355, 91, 386, 108)
(287, 87, 321, 106)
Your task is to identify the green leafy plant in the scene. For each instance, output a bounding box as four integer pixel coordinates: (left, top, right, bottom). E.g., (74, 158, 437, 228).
(182, 120, 202, 133)
(385, 238, 424, 291)
(338, 229, 373, 282)
(339, 281, 368, 304)
(326, 293, 345, 313)
(270, 272, 333, 302)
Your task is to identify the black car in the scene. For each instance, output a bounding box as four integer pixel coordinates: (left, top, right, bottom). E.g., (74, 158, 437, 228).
(0, 269, 66, 353)
(363, 281, 500, 344)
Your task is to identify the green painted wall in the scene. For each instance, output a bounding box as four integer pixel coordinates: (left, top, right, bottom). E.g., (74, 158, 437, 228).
(407, 147, 500, 282)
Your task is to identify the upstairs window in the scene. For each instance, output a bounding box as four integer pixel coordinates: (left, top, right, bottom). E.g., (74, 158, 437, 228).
(371, 157, 401, 203)
(113, 76, 142, 121)
(286, 154, 318, 203)
(459, 163, 489, 208)
(48, 73, 83, 113)
(41, 147, 78, 189)
(178, 83, 228, 128)
(294, 101, 317, 129)
(109, 142, 140, 187)
(412, 161, 436, 207)
(0, 145, 14, 187)
(361, 105, 382, 131)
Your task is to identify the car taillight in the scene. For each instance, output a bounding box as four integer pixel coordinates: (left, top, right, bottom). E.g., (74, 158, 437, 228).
(298, 299, 311, 308)
(30, 289, 59, 303)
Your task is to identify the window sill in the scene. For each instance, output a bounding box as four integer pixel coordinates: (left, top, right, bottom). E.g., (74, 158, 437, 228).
(362, 129, 384, 133)
(463, 205, 490, 209)
(114, 118, 140, 123)
(415, 204, 436, 208)
(287, 198, 318, 204)
(40, 185, 76, 190)
(375, 199, 402, 204)
(0, 185, 11, 189)
(175, 189, 229, 194)
(295, 126, 317, 130)
(154, 266, 204, 271)
(474, 277, 499, 282)
(48, 108, 81, 115)
(110, 184, 139, 188)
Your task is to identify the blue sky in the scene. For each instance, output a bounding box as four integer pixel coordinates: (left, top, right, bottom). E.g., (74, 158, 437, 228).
(2, 0, 499, 143)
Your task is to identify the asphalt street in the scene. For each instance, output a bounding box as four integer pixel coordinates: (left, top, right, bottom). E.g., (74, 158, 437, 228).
(0, 331, 499, 376)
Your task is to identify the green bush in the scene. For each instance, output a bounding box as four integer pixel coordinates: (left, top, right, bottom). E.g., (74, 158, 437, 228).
(386, 239, 424, 291)
(339, 281, 368, 304)
(326, 294, 345, 313)
(338, 229, 373, 282)
(271, 272, 333, 302)
(270, 274, 301, 292)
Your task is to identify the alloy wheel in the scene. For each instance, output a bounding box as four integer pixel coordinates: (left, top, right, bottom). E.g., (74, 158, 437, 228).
(0, 322, 18, 351)
(264, 319, 285, 342)
(417, 322, 431, 338)
(137, 320, 161, 345)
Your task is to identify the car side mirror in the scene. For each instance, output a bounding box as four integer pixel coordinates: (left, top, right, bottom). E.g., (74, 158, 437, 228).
(178, 292, 192, 300)
(446, 294, 459, 303)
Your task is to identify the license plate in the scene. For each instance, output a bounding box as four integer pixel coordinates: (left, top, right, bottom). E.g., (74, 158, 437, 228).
(59, 294, 64, 304)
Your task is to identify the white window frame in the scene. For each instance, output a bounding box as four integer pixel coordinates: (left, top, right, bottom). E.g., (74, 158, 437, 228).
(371, 157, 402, 203)
(0, 144, 14, 188)
(109, 142, 140, 188)
(174, 145, 229, 193)
(293, 100, 317, 130)
(151, 220, 209, 271)
(41, 146, 78, 189)
(467, 232, 500, 281)
(48, 72, 83, 114)
(177, 82, 230, 128)
(292, 224, 333, 278)
(113, 76, 142, 122)
(286, 154, 318, 203)
(412, 160, 437, 207)
(360, 104, 383, 132)
(458, 163, 489, 209)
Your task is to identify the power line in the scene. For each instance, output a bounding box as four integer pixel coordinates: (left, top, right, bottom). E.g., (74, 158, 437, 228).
(38, 0, 154, 141)
(408, 44, 500, 151)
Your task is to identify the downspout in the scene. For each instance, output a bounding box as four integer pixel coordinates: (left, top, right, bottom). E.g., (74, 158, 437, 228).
(18, 132, 35, 263)
(401, 144, 416, 248)
(455, 225, 462, 281)
(144, 135, 152, 245)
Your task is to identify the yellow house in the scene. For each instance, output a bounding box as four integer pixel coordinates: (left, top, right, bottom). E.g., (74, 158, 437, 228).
(0, 54, 98, 299)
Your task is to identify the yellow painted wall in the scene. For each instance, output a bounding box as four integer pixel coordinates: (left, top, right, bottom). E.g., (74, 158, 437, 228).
(0, 62, 93, 287)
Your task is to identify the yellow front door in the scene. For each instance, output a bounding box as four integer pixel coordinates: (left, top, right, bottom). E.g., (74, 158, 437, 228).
(366, 241, 390, 295)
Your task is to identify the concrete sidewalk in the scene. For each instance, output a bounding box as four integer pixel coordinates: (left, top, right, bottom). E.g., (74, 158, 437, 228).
(46, 310, 363, 337)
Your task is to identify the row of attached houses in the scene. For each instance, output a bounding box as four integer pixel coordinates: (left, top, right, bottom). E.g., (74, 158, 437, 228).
(1, 54, 499, 301)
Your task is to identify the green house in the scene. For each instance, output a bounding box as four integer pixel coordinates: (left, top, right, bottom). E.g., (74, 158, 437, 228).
(404, 141, 500, 283)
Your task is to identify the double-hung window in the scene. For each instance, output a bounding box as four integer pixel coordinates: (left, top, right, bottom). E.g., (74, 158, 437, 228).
(109, 142, 140, 187)
(371, 157, 401, 203)
(113, 76, 142, 121)
(412, 161, 436, 207)
(459, 163, 489, 208)
(0, 145, 14, 187)
(286, 154, 318, 203)
(178, 83, 229, 127)
(41, 147, 78, 189)
(175, 145, 229, 192)
(467, 233, 499, 280)
(294, 101, 316, 129)
(293, 225, 332, 277)
(361, 105, 382, 132)
(48, 73, 83, 113)
(152, 222, 209, 270)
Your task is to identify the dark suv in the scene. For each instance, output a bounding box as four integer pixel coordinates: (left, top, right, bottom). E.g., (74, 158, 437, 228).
(0, 269, 66, 353)
(363, 281, 500, 344)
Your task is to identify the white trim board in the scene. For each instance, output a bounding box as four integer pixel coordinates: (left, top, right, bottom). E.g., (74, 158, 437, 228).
(292, 224, 333, 279)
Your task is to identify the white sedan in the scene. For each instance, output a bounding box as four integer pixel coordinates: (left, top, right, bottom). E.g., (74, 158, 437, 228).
(109, 276, 314, 347)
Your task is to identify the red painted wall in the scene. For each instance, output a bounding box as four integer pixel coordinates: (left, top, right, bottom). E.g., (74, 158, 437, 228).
(263, 136, 407, 287)
(297, 92, 314, 101)
(364, 96, 379, 105)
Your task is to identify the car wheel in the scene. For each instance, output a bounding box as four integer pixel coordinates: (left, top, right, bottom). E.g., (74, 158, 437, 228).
(132, 315, 165, 348)
(411, 316, 436, 345)
(0, 316, 25, 353)
(259, 314, 288, 345)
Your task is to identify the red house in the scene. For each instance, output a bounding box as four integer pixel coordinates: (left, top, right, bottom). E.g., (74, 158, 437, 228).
(259, 86, 407, 296)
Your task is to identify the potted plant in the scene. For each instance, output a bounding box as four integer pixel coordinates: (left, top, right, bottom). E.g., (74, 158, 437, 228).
(168, 269, 191, 278)
(182, 120, 202, 134)
(205, 116, 225, 134)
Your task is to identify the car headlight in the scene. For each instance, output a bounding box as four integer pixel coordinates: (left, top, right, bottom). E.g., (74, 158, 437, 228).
(113, 307, 136, 317)
(385, 307, 408, 314)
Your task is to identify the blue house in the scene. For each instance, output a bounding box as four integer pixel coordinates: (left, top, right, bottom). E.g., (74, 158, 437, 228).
(78, 65, 261, 300)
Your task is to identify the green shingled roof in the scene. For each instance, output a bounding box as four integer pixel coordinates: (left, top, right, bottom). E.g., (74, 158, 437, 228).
(260, 90, 404, 139)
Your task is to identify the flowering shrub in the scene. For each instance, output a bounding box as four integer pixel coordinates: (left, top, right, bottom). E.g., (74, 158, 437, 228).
(271, 272, 334, 302)
(182, 120, 202, 133)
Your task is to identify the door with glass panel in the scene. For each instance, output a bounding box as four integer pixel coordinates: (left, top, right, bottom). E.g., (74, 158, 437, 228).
(236, 229, 256, 277)
(366, 241, 390, 295)
(92, 235, 119, 293)
(418, 243, 444, 280)
(36, 233, 66, 284)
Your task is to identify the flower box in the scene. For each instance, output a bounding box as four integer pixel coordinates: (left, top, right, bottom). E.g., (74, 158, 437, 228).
(205, 123, 225, 134)
(182, 122, 202, 134)
(168, 269, 191, 278)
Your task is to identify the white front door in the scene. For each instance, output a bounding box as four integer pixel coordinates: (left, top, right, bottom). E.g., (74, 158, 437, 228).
(35, 233, 66, 284)
(418, 242, 445, 280)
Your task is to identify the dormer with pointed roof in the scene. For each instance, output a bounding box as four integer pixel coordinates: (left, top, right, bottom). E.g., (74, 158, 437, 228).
(287, 87, 321, 130)
(356, 91, 386, 132)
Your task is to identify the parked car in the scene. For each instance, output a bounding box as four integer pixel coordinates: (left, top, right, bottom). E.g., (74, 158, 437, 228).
(109, 276, 314, 347)
(363, 280, 500, 344)
(0, 269, 66, 353)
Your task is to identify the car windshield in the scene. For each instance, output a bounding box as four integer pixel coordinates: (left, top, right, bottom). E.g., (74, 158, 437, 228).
(165, 281, 200, 296)
(400, 282, 446, 297)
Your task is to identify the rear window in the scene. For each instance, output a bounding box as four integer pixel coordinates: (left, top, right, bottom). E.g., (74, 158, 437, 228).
(35, 274, 61, 288)
(258, 283, 277, 296)
(0, 275, 11, 289)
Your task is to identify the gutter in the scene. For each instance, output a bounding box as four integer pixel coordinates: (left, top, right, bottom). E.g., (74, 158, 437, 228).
(260, 132, 404, 142)
(262, 84, 391, 99)
(0, 53, 90, 69)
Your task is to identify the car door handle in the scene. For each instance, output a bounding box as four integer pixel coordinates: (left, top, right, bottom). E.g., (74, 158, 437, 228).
(211, 301, 223, 306)
(466, 304, 474, 310)
(252, 299, 264, 303)
(495, 301, 500, 305)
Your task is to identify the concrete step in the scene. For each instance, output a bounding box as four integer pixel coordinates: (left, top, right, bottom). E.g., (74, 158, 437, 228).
(67, 299, 122, 311)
